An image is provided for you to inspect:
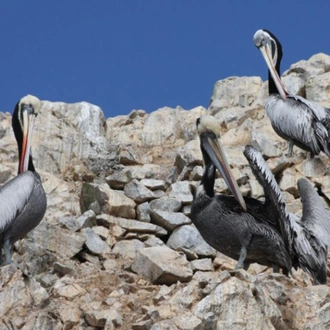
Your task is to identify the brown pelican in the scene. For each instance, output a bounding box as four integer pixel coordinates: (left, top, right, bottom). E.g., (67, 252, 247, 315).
(0, 95, 47, 266)
(191, 115, 329, 283)
(253, 29, 330, 157)
(191, 115, 292, 274)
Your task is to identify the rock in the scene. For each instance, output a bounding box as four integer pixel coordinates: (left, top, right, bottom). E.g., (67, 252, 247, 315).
(209, 76, 263, 114)
(140, 179, 167, 191)
(296, 158, 327, 178)
(82, 228, 111, 257)
(76, 210, 97, 229)
(137, 202, 151, 222)
(173, 312, 203, 330)
(92, 226, 109, 239)
(53, 277, 86, 300)
(150, 210, 191, 231)
(58, 216, 79, 232)
(149, 197, 182, 212)
(190, 258, 214, 272)
(124, 179, 155, 203)
(112, 239, 145, 259)
(28, 222, 86, 258)
(57, 304, 81, 330)
(80, 182, 136, 218)
(85, 309, 122, 328)
(106, 169, 132, 189)
(132, 246, 193, 284)
(97, 215, 167, 236)
(306, 72, 330, 106)
(193, 276, 284, 329)
(167, 181, 194, 205)
(167, 225, 217, 259)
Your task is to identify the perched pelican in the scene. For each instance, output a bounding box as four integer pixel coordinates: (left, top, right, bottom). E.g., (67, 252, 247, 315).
(191, 115, 292, 274)
(191, 115, 329, 283)
(253, 29, 330, 157)
(0, 95, 47, 266)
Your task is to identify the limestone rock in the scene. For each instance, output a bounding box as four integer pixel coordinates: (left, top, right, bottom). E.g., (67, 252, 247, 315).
(167, 181, 193, 205)
(82, 228, 111, 257)
(132, 246, 193, 284)
(137, 202, 151, 222)
(80, 182, 136, 218)
(150, 210, 191, 231)
(28, 222, 86, 258)
(124, 179, 155, 203)
(149, 197, 182, 212)
(167, 225, 217, 259)
(112, 239, 145, 259)
(209, 76, 263, 114)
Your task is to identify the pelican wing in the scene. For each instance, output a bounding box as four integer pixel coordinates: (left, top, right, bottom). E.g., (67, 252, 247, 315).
(0, 172, 35, 233)
(297, 178, 330, 247)
(243, 145, 293, 253)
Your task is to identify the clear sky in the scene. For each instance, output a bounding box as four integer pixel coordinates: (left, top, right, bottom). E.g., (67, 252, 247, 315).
(1, 1, 329, 118)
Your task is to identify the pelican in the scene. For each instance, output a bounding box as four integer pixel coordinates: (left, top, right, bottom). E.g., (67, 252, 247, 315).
(191, 115, 329, 283)
(253, 29, 330, 157)
(0, 95, 47, 266)
(191, 115, 292, 274)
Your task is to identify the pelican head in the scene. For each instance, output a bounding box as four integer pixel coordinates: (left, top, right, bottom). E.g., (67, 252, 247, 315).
(253, 29, 286, 99)
(196, 115, 247, 211)
(14, 94, 41, 173)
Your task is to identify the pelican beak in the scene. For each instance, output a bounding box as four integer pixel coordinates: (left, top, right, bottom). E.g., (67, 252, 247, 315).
(201, 134, 247, 211)
(258, 43, 287, 100)
(19, 104, 36, 173)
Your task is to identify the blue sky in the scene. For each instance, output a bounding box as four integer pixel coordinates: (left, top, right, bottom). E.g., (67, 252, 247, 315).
(1, 1, 329, 118)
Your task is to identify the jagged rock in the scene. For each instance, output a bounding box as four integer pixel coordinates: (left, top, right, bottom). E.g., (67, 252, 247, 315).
(53, 277, 86, 300)
(190, 258, 214, 272)
(82, 228, 111, 257)
(209, 76, 263, 114)
(112, 239, 145, 259)
(85, 309, 121, 328)
(149, 197, 182, 212)
(76, 209, 97, 229)
(296, 158, 327, 178)
(58, 216, 79, 232)
(57, 303, 81, 330)
(97, 215, 167, 236)
(150, 210, 191, 231)
(144, 235, 165, 247)
(306, 72, 330, 106)
(167, 181, 193, 205)
(92, 226, 109, 239)
(175, 140, 201, 173)
(118, 145, 141, 165)
(53, 262, 75, 277)
(137, 202, 151, 222)
(279, 168, 300, 197)
(124, 179, 155, 203)
(140, 179, 167, 191)
(105, 169, 132, 189)
(132, 246, 193, 284)
(193, 275, 284, 329)
(28, 222, 86, 258)
(167, 225, 217, 259)
(80, 182, 136, 218)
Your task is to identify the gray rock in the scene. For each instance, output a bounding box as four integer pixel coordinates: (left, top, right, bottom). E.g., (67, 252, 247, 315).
(58, 216, 79, 232)
(190, 259, 214, 272)
(149, 197, 182, 212)
(76, 210, 97, 230)
(137, 202, 151, 222)
(124, 179, 155, 203)
(96, 215, 167, 236)
(106, 169, 132, 190)
(132, 246, 193, 285)
(82, 228, 111, 257)
(80, 182, 136, 219)
(140, 179, 167, 191)
(151, 210, 191, 231)
(92, 226, 109, 239)
(167, 225, 216, 259)
(28, 222, 86, 258)
(85, 309, 122, 328)
(112, 239, 145, 259)
(167, 181, 193, 205)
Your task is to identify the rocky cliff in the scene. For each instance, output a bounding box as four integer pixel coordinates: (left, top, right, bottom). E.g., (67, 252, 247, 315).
(1, 53, 330, 329)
